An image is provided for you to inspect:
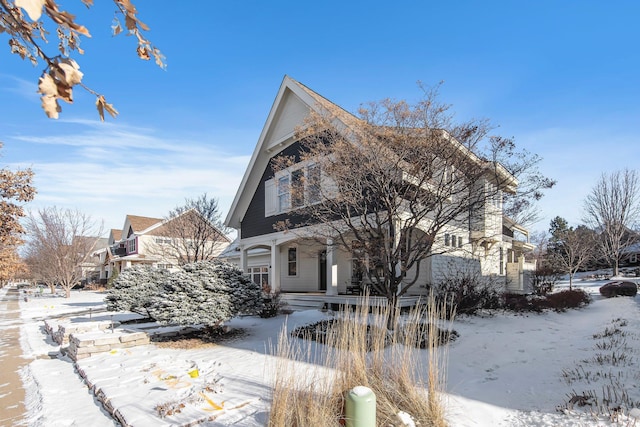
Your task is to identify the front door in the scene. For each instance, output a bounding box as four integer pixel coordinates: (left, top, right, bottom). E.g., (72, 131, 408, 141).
(319, 250, 327, 291)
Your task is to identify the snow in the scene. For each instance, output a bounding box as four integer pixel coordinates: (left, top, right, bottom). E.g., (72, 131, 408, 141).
(12, 277, 640, 426)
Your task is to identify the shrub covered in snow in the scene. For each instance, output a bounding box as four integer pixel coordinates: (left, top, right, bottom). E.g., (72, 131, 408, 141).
(107, 260, 264, 329)
(105, 266, 170, 318)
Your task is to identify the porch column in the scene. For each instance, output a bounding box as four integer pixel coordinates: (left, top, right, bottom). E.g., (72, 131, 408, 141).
(270, 240, 281, 293)
(239, 245, 248, 273)
(326, 239, 338, 296)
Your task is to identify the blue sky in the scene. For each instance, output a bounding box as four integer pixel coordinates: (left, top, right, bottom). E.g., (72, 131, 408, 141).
(1, 0, 639, 235)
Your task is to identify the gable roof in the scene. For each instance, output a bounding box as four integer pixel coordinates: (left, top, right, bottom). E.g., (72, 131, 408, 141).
(152, 209, 232, 242)
(109, 228, 122, 243)
(225, 76, 519, 230)
(124, 215, 163, 234)
(225, 75, 357, 229)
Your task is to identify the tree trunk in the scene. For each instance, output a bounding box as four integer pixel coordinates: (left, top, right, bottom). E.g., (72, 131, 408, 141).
(386, 292, 399, 330)
(613, 259, 619, 277)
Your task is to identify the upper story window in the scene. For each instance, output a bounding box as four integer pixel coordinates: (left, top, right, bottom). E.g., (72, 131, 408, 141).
(266, 162, 325, 217)
(277, 175, 290, 212)
(307, 164, 321, 204)
(127, 237, 137, 254)
(291, 169, 304, 208)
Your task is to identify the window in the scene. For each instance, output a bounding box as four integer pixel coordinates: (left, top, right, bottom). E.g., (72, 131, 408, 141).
(266, 163, 324, 216)
(249, 266, 270, 290)
(499, 247, 504, 275)
(278, 175, 290, 212)
(287, 247, 297, 276)
(291, 169, 304, 208)
(458, 237, 463, 248)
(155, 238, 171, 244)
(451, 235, 456, 247)
(444, 233, 450, 246)
(307, 164, 321, 204)
(631, 254, 638, 264)
(127, 238, 136, 254)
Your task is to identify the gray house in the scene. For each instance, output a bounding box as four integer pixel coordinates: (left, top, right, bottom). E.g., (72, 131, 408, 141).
(223, 76, 535, 295)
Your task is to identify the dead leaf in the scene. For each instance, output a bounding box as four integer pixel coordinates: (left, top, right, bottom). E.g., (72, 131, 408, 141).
(40, 94, 61, 119)
(37, 73, 57, 96)
(111, 19, 123, 36)
(95, 96, 118, 122)
(57, 59, 83, 86)
(136, 45, 150, 60)
(15, 0, 45, 21)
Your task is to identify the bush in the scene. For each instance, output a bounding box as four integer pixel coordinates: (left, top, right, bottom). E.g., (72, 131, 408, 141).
(503, 293, 543, 313)
(503, 289, 590, 313)
(540, 289, 591, 311)
(259, 290, 286, 318)
(434, 271, 502, 316)
(151, 260, 264, 328)
(106, 260, 264, 329)
(531, 264, 562, 296)
(105, 266, 169, 318)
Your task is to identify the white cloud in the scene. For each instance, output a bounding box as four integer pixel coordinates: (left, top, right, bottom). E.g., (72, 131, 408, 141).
(8, 120, 251, 233)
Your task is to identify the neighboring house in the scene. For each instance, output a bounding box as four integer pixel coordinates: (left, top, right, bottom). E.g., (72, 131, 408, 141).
(94, 213, 231, 282)
(620, 242, 640, 268)
(76, 236, 109, 285)
(224, 76, 535, 295)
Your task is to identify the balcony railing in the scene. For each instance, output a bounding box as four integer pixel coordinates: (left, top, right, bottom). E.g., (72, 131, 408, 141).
(111, 246, 126, 256)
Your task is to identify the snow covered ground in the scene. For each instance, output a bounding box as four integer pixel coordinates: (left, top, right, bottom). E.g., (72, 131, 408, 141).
(12, 276, 640, 426)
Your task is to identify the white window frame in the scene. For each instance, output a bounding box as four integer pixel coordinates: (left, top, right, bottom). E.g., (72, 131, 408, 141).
(287, 247, 298, 277)
(249, 265, 270, 289)
(127, 237, 137, 254)
(277, 175, 290, 212)
(266, 161, 323, 217)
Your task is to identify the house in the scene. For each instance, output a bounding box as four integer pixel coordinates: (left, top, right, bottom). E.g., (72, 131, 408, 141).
(224, 76, 535, 296)
(76, 236, 109, 285)
(94, 212, 231, 282)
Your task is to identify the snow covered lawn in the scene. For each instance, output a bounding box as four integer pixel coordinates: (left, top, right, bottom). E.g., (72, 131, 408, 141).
(17, 279, 640, 426)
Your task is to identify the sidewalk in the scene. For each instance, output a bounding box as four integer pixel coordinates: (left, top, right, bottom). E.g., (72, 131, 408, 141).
(0, 287, 28, 426)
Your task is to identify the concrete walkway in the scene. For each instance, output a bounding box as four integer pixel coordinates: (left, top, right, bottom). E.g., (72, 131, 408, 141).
(0, 288, 28, 426)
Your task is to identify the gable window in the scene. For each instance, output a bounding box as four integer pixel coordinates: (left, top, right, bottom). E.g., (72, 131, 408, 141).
(291, 169, 304, 208)
(127, 237, 137, 254)
(287, 247, 297, 276)
(307, 163, 321, 204)
(278, 175, 290, 212)
(266, 162, 324, 217)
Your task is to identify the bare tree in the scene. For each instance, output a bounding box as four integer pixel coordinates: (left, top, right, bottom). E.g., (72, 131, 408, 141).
(548, 216, 595, 290)
(151, 194, 230, 266)
(24, 207, 103, 297)
(0, 0, 164, 120)
(583, 169, 640, 277)
(273, 86, 554, 309)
